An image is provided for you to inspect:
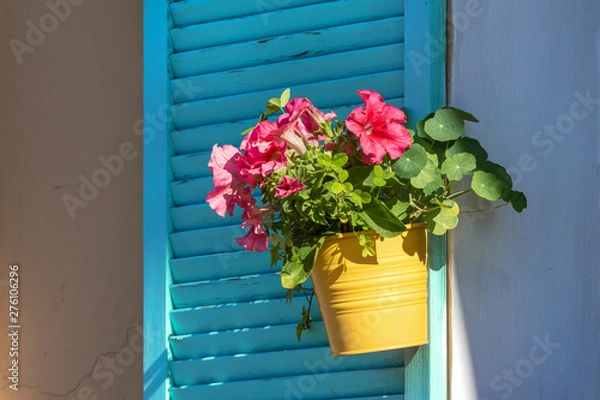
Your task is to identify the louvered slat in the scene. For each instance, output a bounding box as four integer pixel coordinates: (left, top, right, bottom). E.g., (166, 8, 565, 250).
(170, 321, 329, 360)
(169, 368, 404, 400)
(170, 44, 404, 104)
(170, 298, 323, 336)
(169, 0, 329, 27)
(170, 346, 402, 386)
(170, 272, 283, 308)
(166, 1, 407, 398)
(170, 0, 403, 52)
(170, 251, 273, 283)
(170, 17, 404, 78)
(171, 71, 404, 129)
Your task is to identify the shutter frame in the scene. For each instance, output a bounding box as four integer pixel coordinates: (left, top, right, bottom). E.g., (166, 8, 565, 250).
(144, 1, 448, 399)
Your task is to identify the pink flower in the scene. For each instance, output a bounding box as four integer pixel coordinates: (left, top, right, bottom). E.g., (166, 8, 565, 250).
(274, 176, 306, 198)
(276, 98, 336, 154)
(345, 90, 412, 164)
(206, 144, 252, 217)
(235, 205, 273, 252)
(236, 224, 269, 252)
(240, 121, 287, 186)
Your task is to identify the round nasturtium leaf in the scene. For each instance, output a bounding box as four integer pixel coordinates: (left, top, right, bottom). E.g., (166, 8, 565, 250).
(426, 201, 460, 235)
(441, 152, 477, 181)
(446, 137, 489, 169)
(471, 171, 504, 201)
(410, 151, 440, 189)
(392, 143, 428, 179)
(424, 108, 465, 142)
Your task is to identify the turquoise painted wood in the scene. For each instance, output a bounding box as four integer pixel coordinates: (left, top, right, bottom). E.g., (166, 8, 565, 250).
(170, 71, 404, 129)
(170, 44, 405, 104)
(169, 0, 403, 52)
(143, 0, 170, 399)
(143, 0, 447, 399)
(403, 1, 448, 399)
(169, 0, 327, 27)
(169, 321, 329, 359)
(170, 17, 404, 77)
(169, 368, 404, 400)
(171, 346, 402, 386)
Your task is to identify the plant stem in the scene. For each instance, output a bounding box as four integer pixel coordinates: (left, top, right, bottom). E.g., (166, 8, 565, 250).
(461, 202, 510, 214)
(303, 288, 315, 330)
(448, 189, 473, 199)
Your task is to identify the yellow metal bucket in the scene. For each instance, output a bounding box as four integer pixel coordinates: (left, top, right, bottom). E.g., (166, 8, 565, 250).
(311, 224, 428, 356)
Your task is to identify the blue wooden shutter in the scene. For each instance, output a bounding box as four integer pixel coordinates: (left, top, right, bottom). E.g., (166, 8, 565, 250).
(144, 1, 446, 399)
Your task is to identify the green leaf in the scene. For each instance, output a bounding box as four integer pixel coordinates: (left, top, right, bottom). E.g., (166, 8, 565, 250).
(444, 107, 479, 122)
(281, 260, 310, 289)
(410, 152, 440, 189)
(267, 97, 281, 110)
(416, 112, 435, 139)
(373, 165, 384, 177)
(280, 88, 291, 108)
(359, 199, 406, 238)
(384, 198, 410, 220)
(346, 165, 376, 189)
(241, 126, 254, 136)
(317, 154, 332, 166)
(338, 169, 349, 183)
(351, 190, 371, 206)
(426, 201, 460, 235)
(331, 182, 344, 194)
(422, 172, 444, 195)
(441, 153, 477, 181)
(373, 177, 387, 187)
(424, 108, 465, 142)
(296, 322, 304, 342)
(471, 171, 504, 201)
(333, 153, 348, 167)
(505, 190, 528, 212)
(446, 137, 488, 169)
(392, 143, 428, 179)
(482, 161, 513, 195)
(280, 240, 323, 289)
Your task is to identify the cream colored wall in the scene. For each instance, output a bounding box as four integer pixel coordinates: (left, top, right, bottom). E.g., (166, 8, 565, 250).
(0, 1, 142, 399)
(449, 1, 600, 399)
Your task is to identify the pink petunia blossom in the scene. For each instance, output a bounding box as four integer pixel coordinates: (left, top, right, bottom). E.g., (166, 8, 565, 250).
(206, 144, 253, 217)
(235, 205, 274, 252)
(276, 98, 336, 155)
(274, 175, 306, 198)
(345, 90, 412, 164)
(240, 121, 288, 185)
(235, 224, 269, 252)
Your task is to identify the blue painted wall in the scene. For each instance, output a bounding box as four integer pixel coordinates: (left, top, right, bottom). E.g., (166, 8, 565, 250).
(449, 1, 600, 399)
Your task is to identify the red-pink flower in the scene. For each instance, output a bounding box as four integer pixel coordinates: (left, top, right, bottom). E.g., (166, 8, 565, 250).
(206, 144, 252, 217)
(236, 224, 269, 252)
(235, 205, 273, 252)
(276, 98, 336, 154)
(240, 121, 287, 186)
(274, 175, 306, 198)
(345, 90, 412, 164)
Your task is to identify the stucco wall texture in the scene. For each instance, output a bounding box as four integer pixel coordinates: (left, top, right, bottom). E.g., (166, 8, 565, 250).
(0, 1, 143, 399)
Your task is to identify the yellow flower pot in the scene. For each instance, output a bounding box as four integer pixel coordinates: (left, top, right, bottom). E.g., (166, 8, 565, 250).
(311, 224, 428, 356)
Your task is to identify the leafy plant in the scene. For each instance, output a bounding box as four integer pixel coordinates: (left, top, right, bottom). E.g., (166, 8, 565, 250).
(207, 89, 526, 337)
